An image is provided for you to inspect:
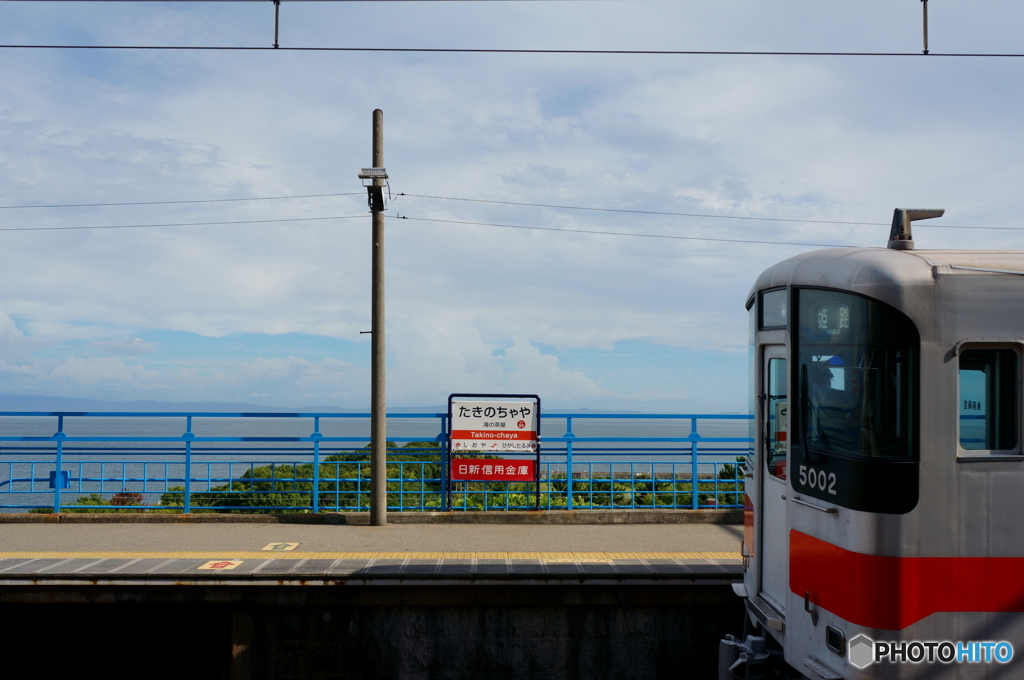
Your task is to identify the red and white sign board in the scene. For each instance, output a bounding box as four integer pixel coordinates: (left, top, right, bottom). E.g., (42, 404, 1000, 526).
(450, 458, 536, 481)
(198, 560, 243, 570)
(450, 399, 538, 452)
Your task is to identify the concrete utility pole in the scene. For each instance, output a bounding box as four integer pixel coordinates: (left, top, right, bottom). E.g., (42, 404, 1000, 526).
(370, 109, 387, 526)
(921, 0, 929, 55)
(273, 0, 281, 48)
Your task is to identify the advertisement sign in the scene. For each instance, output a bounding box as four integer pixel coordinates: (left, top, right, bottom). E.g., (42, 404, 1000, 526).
(450, 458, 536, 481)
(450, 399, 538, 452)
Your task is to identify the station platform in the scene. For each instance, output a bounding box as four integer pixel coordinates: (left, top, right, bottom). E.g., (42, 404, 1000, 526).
(0, 520, 742, 584)
(0, 519, 745, 679)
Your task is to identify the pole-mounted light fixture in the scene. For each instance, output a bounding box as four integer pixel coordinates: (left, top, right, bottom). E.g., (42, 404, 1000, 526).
(358, 167, 388, 213)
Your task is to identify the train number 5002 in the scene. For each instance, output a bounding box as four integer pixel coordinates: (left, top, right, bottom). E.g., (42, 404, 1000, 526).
(798, 465, 837, 495)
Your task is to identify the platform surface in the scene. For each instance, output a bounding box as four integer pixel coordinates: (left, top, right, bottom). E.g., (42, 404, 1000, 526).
(0, 522, 742, 584)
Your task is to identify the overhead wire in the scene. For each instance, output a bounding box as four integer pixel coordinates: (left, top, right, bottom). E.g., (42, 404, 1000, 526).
(393, 192, 1024, 229)
(0, 201, 855, 245)
(1, 45, 1024, 57)
(392, 215, 852, 248)
(0, 192, 362, 210)
(396, 193, 889, 227)
(4, 188, 1023, 236)
(1, 210, 847, 246)
(0, 215, 366, 232)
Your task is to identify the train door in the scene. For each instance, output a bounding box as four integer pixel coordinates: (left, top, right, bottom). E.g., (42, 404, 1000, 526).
(760, 346, 789, 616)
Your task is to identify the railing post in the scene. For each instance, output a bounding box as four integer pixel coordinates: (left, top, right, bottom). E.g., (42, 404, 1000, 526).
(312, 416, 321, 514)
(183, 415, 193, 514)
(439, 414, 449, 511)
(565, 417, 574, 511)
(52, 415, 64, 513)
(691, 417, 699, 510)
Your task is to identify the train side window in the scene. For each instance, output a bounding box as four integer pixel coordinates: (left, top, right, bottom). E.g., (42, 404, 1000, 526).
(766, 357, 788, 479)
(959, 348, 1019, 452)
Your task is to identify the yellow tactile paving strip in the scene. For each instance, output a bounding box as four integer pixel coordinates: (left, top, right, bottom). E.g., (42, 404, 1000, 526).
(0, 551, 740, 561)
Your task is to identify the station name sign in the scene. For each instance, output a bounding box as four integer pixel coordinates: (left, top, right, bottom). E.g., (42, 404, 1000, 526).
(446, 393, 541, 509)
(450, 399, 539, 452)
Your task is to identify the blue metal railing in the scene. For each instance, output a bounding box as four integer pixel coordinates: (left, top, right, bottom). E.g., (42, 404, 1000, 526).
(0, 411, 753, 513)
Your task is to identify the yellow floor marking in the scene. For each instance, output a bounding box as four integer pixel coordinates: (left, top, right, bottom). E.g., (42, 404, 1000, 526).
(0, 551, 740, 560)
(573, 552, 632, 560)
(261, 543, 300, 551)
(698, 552, 742, 560)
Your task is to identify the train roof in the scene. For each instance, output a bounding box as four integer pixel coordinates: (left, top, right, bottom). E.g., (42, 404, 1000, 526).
(748, 248, 1024, 309)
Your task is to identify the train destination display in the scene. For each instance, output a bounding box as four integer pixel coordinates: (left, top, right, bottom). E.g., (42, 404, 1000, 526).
(812, 301, 851, 337)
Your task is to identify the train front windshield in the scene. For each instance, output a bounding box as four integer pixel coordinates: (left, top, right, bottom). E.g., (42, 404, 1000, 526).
(795, 288, 919, 460)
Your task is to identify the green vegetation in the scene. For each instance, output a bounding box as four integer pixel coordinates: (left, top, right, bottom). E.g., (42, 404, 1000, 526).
(29, 491, 163, 514)
(153, 443, 743, 512)
(26, 448, 745, 513)
(159, 441, 448, 511)
(462, 462, 743, 510)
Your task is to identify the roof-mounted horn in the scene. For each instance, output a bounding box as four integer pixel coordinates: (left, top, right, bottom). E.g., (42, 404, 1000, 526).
(888, 208, 945, 250)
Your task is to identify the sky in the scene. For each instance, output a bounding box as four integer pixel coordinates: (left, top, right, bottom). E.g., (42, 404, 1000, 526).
(0, 0, 1023, 412)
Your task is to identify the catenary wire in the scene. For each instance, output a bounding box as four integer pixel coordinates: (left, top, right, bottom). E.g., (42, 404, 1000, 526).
(3, 206, 1019, 244)
(0, 206, 851, 245)
(395, 193, 1024, 231)
(1, 45, 1024, 57)
(0, 192, 362, 210)
(4, 186, 1022, 231)
(0, 215, 366, 232)
(393, 215, 852, 248)
(397, 193, 889, 227)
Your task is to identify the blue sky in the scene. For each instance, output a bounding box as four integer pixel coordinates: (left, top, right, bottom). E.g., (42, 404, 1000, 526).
(1, 1, 1023, 412)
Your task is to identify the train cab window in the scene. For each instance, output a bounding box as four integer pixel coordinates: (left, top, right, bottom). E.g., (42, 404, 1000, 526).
(795, 289, 918, 459)
(959, 348, 1018, 452)
(760, 289, 787, 329)
(793, 288, 919, 513)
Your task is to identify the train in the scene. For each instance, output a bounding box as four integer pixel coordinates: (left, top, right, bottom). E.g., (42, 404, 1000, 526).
(719, 209, 1024, 679)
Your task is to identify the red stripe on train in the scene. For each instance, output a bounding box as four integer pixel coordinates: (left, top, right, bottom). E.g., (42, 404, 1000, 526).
(790, 530, 1024, 630)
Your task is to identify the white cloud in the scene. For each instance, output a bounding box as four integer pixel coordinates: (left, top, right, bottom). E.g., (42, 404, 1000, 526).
(1, 1, 1023, 410)
(502, 335, 609, 400)
(625, 388, 690, 403)
(0, 306, 48, 357)
(87, 338, 159, 355)
(238, 356, 354, 384)
(49, 356, 163, 386)
(0, 359, 42, 378)
(388, 326, 608, 405)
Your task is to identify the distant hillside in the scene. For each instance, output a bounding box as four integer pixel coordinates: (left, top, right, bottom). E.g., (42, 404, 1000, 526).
(0, 394, 722, 415)
(0, 393, 273, 412)
(0, 394, 461, 414)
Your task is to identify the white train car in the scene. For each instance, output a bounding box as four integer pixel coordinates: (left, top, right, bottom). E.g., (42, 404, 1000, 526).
(721, 210, 1024, 679)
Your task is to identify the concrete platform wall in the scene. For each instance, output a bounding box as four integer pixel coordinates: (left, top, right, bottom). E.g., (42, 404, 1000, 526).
(1, 584, 743, 680)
